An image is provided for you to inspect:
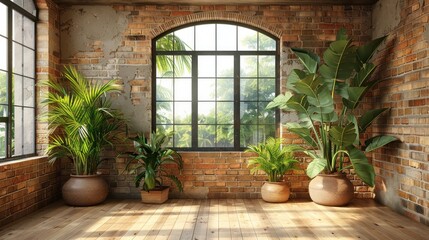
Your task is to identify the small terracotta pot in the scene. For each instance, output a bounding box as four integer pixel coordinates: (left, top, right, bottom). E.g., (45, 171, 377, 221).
(261, 181, 291, 203)
(62, 174, 109, 206)
(308, 173, 354, 206)
(140, 186, 170, 204)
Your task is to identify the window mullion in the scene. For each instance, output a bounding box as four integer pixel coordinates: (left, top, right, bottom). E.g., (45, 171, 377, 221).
(6, 6, 12, 158)
(233, 54, 240, 149)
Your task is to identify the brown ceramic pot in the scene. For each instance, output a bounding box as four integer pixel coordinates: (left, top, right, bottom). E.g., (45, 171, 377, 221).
(261, 181, 290, 203)
(308, 173, 354, 206)
(62, 174, 109, 206)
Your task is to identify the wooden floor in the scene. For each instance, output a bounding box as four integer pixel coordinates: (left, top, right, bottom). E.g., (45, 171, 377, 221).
(0, 199, 428, 240)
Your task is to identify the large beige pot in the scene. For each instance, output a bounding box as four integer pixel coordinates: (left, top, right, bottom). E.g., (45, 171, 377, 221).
(261, 181, 290, 203)
(62, 174, 109, 206)
(308, 173, 354, 206)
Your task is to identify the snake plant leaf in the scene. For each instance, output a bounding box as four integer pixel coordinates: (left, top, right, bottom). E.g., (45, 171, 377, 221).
(353, 63, 376, 87)
(342, 86, 367, 109)
(286, 122, 318, 147)
(306, 157, 327, 178)
(359, 108, 389, 132)
(329, 122, 357, 147)
(365, 135, 398, 152)
(357, 35, 387, 65)
(266, 92, 293, 110)
(287, 69, 308, 92)
(347, 146, 375, 187)
(291, 48, 320, 73)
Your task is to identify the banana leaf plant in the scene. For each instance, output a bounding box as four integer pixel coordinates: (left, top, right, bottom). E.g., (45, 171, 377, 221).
(43, 66, 124, 175)
(125, 131, 183, 192)
(246, 137, 299, 182)
(267, 29, 397, 187)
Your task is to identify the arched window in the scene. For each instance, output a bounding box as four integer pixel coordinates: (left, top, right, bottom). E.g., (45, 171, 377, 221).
(0, 0, 37, 160)
(153, 22, 279, 150)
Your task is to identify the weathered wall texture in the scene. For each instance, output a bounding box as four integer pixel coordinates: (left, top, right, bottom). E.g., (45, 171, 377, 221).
(372, 0, 429, 225)
(58, 4, 373, 199)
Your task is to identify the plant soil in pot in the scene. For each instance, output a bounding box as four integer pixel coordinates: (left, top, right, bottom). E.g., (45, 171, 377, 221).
(261, 181, 291, 203)
(62, 174, 109, 206)
(308, 173, 354, 206)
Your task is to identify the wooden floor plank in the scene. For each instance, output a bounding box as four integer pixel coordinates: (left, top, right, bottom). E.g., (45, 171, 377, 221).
(0, 199, 428, 240)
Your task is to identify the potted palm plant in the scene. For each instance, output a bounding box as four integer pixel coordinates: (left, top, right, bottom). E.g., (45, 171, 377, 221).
(43, 66, 124, 206)
(125, 131, 183, 204)
(246, 137, 299, 203)
(267, 29, 397, 206)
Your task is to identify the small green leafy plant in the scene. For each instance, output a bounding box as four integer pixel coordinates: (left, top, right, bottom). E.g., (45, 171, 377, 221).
(43, 66, 124, 175)
(267, 29, 397, 187)
(246, 137, 299, 182)
(125, 131, 183, 192)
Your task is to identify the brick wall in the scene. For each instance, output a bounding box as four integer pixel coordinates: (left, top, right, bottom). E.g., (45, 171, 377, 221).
(371, 0, 429, 225)
(0, 157, 60, 226)
(0, 0, 62, 227)
(58, 3, 375, 200)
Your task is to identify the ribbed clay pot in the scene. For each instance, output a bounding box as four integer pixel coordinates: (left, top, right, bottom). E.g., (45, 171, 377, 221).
(308, 173, 354, 206)
(62, 174, 109, 206)
(261, 181, 290, 203)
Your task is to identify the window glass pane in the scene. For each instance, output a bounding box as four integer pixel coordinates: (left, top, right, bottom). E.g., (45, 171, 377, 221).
(23, 107, 35, 154)
(240, 125, 257, 147)
(0, 122, 5, 157)
(13, 43, 22, 74)
(198, 78, 215, 101)
(217, 102, 233, 124)
(23, 77, 34, 107)
(174, 27, 194, 51)
(258, 125, 276, 143)
(198, 102, 215, 124)
(12, 0, 23, 8)
(174, 55, 191, 78)
(0, 71, 7, 105)
(196, 24, 215, 50)
(156, 55, 173, 77)
(23, 0, 37, 16)
(217, 24, 236, 50)
(156, 78, 173, 101)
(13, 74, 22, 106)
(216, 125, 233, 147)
(174, 102, 191, 124)
(0, 3, 7, 37)
(156, 102, 173, 124)
(0, 104, 7, 117)
(23, 16, 35, 49)
(156, 34, 173, 51)
(259, 55, 275, 77)
(240, 55, 257, 77)
(240, 78, 258, 101)
(174, 125, 191, 147)
(13, 106, 23, 156)
(198, 125, 215, 147)
(258, 102, 275, 124)
(259, 78, 276, 101)
(238, 26, 257, 50)
(259, 33, 276, 51)
(174, 78, 191, 101)
(217, 56, 233, 77)
(0, 37, 7, 71)
(13, 11, 22, 43)
(198, 56, 215, 77)
(240, 102, 258, 124)
(216, 78, 233, 101)
(23, 47, 34, 78)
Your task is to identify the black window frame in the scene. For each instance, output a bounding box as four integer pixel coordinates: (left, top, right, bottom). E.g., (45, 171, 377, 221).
(0, 0, 37, 161)
(152, 21, 280, 151)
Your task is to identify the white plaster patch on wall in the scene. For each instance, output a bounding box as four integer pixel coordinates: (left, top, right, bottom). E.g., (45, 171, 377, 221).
(60, 5, 129, 62)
